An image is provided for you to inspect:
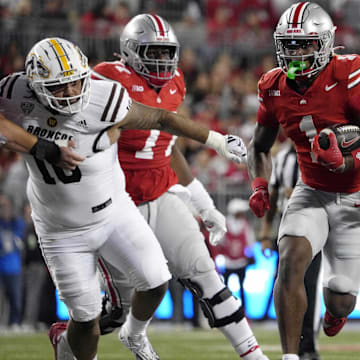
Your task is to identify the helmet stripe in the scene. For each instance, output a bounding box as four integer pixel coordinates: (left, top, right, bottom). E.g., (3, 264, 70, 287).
(149, 14, 166, 37)
(49, 38, 71, 72)
(290, 2, 309, 28)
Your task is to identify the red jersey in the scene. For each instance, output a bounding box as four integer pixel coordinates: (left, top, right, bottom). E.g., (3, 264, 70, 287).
(92, 61, 186, 204)
(257, 54, 360, 193)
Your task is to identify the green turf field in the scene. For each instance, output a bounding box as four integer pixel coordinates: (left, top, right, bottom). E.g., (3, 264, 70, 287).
(0, 322, 359, 360)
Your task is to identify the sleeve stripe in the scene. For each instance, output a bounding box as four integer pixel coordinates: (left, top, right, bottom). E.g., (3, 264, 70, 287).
(348, 76, 360, 89)
(0, 76, 10, 97)
(349, 67, 360, 79)
(5, 74, 21, 99)
(110, 87, 125, 123)
(101, 83, 117, 122)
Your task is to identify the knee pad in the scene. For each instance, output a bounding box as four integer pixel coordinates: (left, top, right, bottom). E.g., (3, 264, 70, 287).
(193, 254, 215, 274)
(64, 287, 102, 322)
(180, 271, 244, 328)
(327, 275, 355, 295)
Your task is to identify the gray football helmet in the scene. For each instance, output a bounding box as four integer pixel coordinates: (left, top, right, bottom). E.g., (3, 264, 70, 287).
(274, 2, 336, 78)
(25, 37, 91, 115)
(120, 14, 179, 87)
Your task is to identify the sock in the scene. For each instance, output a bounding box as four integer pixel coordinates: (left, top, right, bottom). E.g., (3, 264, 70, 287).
(59, 330, 76, 359)
(123, 311, 151, 336)
(282, 354, 299, 360)
(222, 318, 263, 360)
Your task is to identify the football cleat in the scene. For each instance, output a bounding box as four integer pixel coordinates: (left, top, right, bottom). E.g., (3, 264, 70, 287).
(323, 310, 347, 337)
(119, 326, 160, 360)
(49, 322, 74, 360)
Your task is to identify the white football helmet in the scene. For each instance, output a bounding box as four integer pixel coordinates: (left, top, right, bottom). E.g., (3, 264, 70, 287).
(274, 2, 336, 78)
(25, 37, 91, 115)
(120, 14, 179, 87)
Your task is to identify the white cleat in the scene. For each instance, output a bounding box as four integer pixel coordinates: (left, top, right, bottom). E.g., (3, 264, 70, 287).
(119, 326, 160, 360)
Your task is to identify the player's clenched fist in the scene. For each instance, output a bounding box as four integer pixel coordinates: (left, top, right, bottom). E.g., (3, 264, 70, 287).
(312, 132, 345, 172)
(249, 177, 270, 218)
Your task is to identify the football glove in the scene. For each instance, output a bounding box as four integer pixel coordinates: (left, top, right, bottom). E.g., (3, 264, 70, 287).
(312, 132, 345, 173)
(200, 208, 227, 246)
(226, 134, 248, 164)
(249, 177, 270, 218)
(205, 131, 247, 164)
(187, 178, 227, 246)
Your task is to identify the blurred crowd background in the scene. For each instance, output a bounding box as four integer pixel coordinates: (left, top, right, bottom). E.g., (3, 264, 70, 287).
(1, 0, 360, 333)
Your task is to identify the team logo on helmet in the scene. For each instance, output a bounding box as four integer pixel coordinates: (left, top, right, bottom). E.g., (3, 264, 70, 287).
(26, 54, 50, 79)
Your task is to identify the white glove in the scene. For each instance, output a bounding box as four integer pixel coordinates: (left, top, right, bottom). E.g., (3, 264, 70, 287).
(200, 208, 227, 246)
(226, 134, 247, 164)
(205, 131, 247, 164)
(186, 178, 227, 246)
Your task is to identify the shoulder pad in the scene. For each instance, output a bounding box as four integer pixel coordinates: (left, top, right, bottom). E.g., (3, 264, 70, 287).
(172, 68, 186, 97)
(89, 79, 131, 124)
(332, 54, 360, 82)
(92, 61, 136, 86)
(0, 72, 31, 101)
(258, 67, 283, 91)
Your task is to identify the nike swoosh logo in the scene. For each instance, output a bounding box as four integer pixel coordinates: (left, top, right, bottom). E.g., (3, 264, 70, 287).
(325, 82, 338, 91)
(170, 89, 177, 95)
(341, 137, 359, 148)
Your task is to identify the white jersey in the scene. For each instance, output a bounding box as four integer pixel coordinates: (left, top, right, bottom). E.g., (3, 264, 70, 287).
(0, 73, 132, 238)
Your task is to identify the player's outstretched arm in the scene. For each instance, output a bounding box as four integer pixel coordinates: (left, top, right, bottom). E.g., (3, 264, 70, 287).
(0, 113, 85, 170)
(0, 113, 38, 152)
(105, 101, 247, 164)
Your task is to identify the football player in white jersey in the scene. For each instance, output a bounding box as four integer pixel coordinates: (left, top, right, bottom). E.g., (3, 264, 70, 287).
(0, 37, 247, 360)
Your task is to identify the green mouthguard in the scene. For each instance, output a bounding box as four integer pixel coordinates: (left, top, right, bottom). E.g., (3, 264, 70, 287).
(287, 61, 307, 79)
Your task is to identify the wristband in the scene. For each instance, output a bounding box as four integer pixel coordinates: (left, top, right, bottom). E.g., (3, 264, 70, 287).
(251, 177, 268, 191)
(186, 178, 215, 213)
(205, 131, 225, 155)
(30, 138, 61, 164)
(351, 148, 360, 169)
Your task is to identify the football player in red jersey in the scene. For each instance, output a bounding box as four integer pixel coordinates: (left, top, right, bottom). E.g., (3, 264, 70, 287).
(91, 14, 268, 360)
(247, 2, 360, 360)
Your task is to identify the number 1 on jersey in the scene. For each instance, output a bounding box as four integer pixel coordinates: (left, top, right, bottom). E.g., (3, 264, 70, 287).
(299, 115, 318, 163)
